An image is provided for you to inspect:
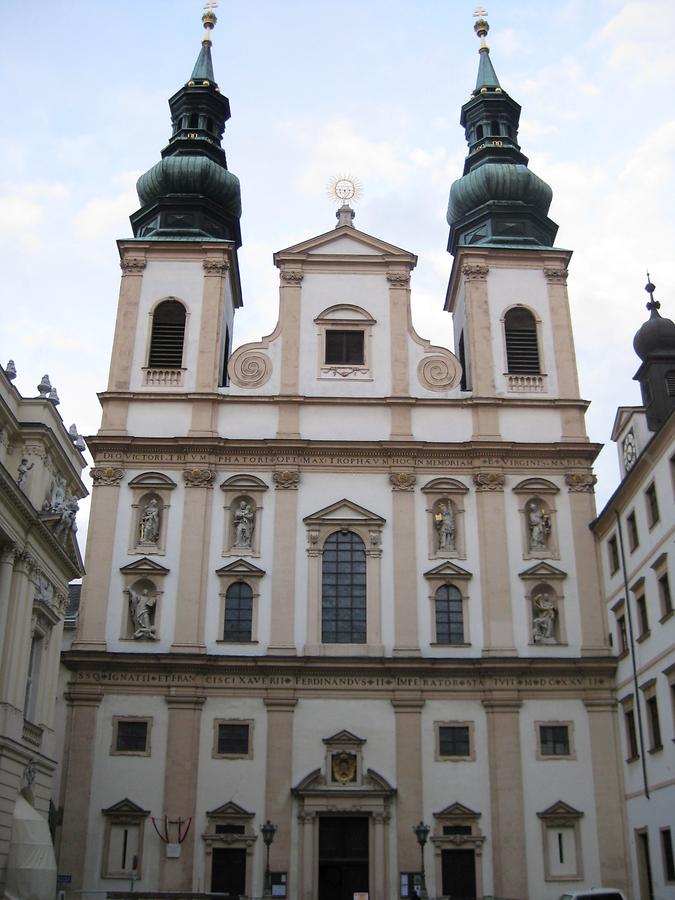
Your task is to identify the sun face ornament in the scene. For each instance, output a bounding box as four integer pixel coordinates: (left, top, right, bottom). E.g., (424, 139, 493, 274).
(327, 174, 363, 205)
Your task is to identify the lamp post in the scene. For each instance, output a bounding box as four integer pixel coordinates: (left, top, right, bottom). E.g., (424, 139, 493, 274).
(260, 819, 277, 898)
(413, 820, 430, 900)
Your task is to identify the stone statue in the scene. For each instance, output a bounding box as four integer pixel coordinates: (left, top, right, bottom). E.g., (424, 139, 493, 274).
(532, 592, 557, 643)
(17, 458, 33, 489)
(139, 497, 161, 544)
(233, 500, 255, 548)
(527, 501, 550, 550)
(53, 497, 79, 541)
(127, 586, 157, 639)
(434, 502, 455, 552)
(44, 474, 67, 512)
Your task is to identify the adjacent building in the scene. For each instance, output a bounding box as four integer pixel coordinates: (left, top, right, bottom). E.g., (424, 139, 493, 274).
(0, 363, 86, 896)
(58, 11, 631, 900)
(592, 280, 675, 900)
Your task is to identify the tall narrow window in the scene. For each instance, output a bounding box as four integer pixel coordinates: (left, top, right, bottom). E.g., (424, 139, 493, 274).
(435, 585, 464, 644)
(504, 307, 540, 373)
(626, 511, 639, 551)
(223, 583, 253, 642)
(23, 634, 43, 722)
(658, 573, 673, 618)
(624, 707, 639, 760)
(221, 325, 231, 387)
(148, 299, 186, 368)
(458, 331, 468, 391)
(636, 594, 649, 638)
(321, 531, 366, 643)
(646, 696, 662, 751)
(607, 535, 620, 574)
(662, 828, 675, 882)
(645, 483, 660, 527)
(617, 613, 629, 654)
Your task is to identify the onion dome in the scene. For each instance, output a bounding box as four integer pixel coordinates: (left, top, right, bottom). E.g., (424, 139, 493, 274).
(130, 8, 242, 244)
(446, 14, 558, 254)
(633, 279, 675, 360)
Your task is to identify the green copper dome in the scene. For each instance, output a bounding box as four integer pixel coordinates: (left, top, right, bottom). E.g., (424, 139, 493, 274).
(137, 156, 241, 217)
(447, 163, 553, 224)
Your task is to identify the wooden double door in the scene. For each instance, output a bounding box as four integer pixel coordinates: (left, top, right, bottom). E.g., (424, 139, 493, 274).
(211, 847, 246, 896)
(318, 816, 369, 900)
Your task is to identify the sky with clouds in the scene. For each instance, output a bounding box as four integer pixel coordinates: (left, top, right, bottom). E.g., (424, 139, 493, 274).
(1, 0, 674, 547)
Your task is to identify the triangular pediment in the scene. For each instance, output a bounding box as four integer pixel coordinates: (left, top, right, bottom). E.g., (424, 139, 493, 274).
(323, 729, 366, 746)
(304, 498, 385, 526)
(102, 797, 149, 817)
(119, 557, 170, 575)
(292, 767, 395, 796)
(538, 800, 583, 819)
(215, 559, 266, 577)
(424, 561, 473, 580)
(611, 406, 642, 442)
(519, 562, 567, 580)
(434, 802, 481, 820)
(275, 224, 415, 260)
(207, 801, 254, 819)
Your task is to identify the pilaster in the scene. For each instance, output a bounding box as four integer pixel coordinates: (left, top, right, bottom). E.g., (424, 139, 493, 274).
(278, 269, 303, 438)
(107, 251, 147, 392)
(390, 473, 420, 655)
(268, 472, 299, 654)
(391, 698, 425, 872)
(264, 697, 297, 891)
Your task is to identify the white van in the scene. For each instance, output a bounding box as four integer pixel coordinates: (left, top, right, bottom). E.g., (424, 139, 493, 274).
(558, 890, 626, 900)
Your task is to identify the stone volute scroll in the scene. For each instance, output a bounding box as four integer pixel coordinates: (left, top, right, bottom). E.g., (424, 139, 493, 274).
(565, 473, 597, 493)
(183, 468, 215, 488)
(473, 472, 505, 492)
(91, 466, 125, 486)
(389, 472, 417, 492)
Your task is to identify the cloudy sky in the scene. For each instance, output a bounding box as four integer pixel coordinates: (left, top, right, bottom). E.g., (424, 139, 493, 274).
(1, 0, 674, 544)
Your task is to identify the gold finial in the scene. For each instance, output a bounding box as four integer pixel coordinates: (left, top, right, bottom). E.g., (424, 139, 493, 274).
(326, 174, 363, 205)
(202, 0, 218, 44)
(473, 7, 489, 49)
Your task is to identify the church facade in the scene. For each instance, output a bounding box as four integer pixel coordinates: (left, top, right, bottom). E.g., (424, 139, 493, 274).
(57, 11, 631, 900)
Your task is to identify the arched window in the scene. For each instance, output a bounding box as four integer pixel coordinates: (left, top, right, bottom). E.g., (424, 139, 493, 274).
(434, 585, 464, 644)
(504, 307, 540, 374)
(321, 531, 366, 643)
(224, 583, 253, 642)
(148, 300, 186, 368)
(476, 124, 484, 140)
(491, 120, 500, 135)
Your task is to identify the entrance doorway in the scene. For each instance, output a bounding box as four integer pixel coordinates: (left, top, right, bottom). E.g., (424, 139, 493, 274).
(211, 847, 246, 896)
(441, 848, 477, 900)
(319, 816, 369, 900)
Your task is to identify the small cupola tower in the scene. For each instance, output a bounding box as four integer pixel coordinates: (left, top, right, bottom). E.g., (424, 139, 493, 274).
(446, 13, 558, 252)
(633, 277, 675, 431)
(131, 6, 242, 243)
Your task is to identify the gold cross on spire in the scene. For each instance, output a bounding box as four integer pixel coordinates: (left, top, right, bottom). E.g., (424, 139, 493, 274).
(473, 6, 488, 16)
(201, 0, 218, 43)
(473, 7, 490, 48)
(203, 0, 218, 12)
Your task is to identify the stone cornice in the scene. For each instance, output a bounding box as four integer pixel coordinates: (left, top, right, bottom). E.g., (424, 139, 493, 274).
(62, 651, 617, 699)
(84, 436, 601, 471)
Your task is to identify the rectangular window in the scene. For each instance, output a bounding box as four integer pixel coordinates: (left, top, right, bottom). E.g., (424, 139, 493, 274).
(23, 634, 44, 723)
(608, 535, 620, 574)
(325, 330, 364, 365)
(438, 725, 471, 758)
(636, 594, 650, 638)
(662, 828, 675, 882)
(617, 613, 629, 654)
(217, 722, 250, 756)
(627, 511, 639, 551)
(646, 696, 662, 751)
(624, 707, 639, 760)
(659, 573, 673, 619)
(645, 483, 660, 527)
(115, 720, 149, 754)
(540, 725, 570, 756)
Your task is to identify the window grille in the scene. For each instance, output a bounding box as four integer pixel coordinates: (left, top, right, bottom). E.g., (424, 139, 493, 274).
(435, 585, 464, 644)
(148, 300, 186, 368)
(217, 723, 250, 755)
(321, 531, 366, 643)
(325, 330, 364, 365)
(224, 582, 253, 642)
(116, 720, 148, 753)
(504, 307, 540, 373)
(540, 724, 570, 756)
(438, 725, 470, 757)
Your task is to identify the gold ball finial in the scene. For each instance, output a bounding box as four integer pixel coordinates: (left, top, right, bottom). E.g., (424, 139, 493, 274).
(473, 7, 490, 49)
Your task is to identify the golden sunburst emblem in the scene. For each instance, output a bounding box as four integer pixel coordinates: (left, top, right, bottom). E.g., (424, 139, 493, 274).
(327, 174, 363, 204)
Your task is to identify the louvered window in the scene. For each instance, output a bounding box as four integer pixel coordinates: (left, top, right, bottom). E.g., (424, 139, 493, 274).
(504, 307, 540, 373)
(666, 369, 675, 396)
(148, 300, 186, 368)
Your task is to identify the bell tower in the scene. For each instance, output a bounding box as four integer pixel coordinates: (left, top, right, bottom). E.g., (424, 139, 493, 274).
(101, 6, 243, 440)
(445, 13, 584, 443)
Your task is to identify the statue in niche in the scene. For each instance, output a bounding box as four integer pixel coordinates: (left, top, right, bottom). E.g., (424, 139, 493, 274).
(126, 586, 157, 639)
(434, 502, 455, 552)
(527, 499, 551, 550)
(233, 500, 255, 548)
(532, 591, 557, 643)
(139, 497, 161, 544)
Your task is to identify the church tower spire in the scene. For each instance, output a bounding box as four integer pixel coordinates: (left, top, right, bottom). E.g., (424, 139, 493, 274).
(130, 4, 242, 244)
(446, 12, 557, 253)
